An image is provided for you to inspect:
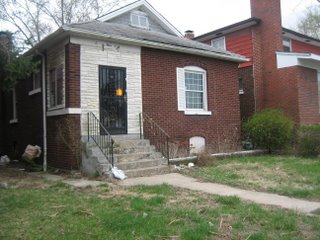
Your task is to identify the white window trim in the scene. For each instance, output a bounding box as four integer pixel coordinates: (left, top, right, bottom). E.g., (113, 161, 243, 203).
(29, 88, 42, 96)
(211, 36, 226, 50)
(177, 66, 212, 115)
(130, 11, 149, 29)
(9, 88, 18, 124)
(47, 108, 82, 117)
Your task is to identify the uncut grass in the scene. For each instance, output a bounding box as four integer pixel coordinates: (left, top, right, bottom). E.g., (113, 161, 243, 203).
(188, 155, 320, 200)
(0, 182, 319, 239)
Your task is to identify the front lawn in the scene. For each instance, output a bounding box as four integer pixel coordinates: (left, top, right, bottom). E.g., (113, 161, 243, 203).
(0, 167, 320, 239)
(187, 155, 320, 201)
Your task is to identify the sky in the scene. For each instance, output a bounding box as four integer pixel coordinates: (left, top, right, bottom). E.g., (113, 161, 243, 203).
(144, 0, 318, 36)
(0, 0, 318, 38)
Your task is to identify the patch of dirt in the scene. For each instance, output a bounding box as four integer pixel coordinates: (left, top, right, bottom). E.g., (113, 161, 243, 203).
(0, 165, 50, 189)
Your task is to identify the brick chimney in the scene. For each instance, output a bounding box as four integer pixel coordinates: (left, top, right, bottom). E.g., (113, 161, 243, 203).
(250, 0, 283, 111)
(184, 30, 194, 40)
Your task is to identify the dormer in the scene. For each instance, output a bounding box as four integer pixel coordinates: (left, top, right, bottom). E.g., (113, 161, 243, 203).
(98, 0, 182, 37)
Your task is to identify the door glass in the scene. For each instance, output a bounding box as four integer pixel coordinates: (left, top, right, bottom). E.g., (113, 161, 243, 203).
(99, 66, 127, 134)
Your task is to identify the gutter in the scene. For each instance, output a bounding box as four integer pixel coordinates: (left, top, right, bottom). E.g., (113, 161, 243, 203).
(63, 27, 248, 63)
(36, 50, 47, 172)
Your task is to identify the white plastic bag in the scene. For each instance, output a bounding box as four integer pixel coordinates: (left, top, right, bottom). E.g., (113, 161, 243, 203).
(0, 155, 10, 165)
(22, 145, 41, 163)
(112, 167, 127, 180)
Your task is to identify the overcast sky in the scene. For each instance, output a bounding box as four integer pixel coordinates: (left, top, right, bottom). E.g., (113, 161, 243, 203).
(0, 0, 318, 37)
(144, 0, 318, 36)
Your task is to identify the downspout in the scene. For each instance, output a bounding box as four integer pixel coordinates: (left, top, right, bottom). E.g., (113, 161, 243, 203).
(37, 51, 47, 172)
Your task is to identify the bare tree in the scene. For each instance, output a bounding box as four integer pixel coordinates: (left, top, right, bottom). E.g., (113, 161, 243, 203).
(0, 0, 124, 49)
(297, 5, 320, 39)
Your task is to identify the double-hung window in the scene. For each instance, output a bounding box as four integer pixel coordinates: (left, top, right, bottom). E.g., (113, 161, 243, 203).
(130, 11, 149, 29)
(211, 37, 226, 50)
(49, 66, 63, 109)
(9, 88, 18, 123)
(177, 66, 211, 115)
(29, 71, 41, 95)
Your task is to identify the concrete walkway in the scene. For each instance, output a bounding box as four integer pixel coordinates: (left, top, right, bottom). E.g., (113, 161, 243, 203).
(119, 173, 320, 215)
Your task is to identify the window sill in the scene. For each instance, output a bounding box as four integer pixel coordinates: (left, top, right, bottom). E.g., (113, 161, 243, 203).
(28, 88, 41, 96)
(47, 108, 82, 117)
(184, 110, 212, 116)
(9, 119, 18, 124)
(239, 90, 244, 95)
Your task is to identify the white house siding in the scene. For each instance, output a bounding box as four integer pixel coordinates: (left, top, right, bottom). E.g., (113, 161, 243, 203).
(70, 37, 142, 136)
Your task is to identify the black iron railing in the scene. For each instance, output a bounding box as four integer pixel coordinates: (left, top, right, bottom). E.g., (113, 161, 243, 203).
(87, 112, 114, 166)
(139, 113, 170, 163)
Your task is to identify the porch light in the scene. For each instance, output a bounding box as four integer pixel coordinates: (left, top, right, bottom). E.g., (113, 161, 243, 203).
(116, 88, 123, 97)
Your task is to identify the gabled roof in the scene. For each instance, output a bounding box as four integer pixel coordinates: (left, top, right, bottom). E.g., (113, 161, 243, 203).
(282, 28, 320, 48)
(195, 17, 320, 49)
(194, 18, 261, 42)
(98, 0, 183, 37)
(65, 21, 247, 62)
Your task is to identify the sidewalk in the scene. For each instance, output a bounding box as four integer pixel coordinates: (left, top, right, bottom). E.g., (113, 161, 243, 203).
(119, 173, 320, 215)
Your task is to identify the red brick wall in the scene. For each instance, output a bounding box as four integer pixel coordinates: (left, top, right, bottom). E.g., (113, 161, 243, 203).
(65, 43, 81, 108)
(239, 66, 255, 122)
(141, 47, 241, 153)
(270, 67, 300, 123)
(297, 67, 320, 125)
(291, 39, 320, 55)
(251, 0, 283, 111)
(47, 115, 81, 169)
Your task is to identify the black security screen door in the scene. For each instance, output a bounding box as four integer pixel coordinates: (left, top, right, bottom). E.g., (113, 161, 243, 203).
(99, 66, 127, 134)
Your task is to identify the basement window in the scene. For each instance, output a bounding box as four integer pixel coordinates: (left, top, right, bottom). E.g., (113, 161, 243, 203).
(130, 11, 149, 29)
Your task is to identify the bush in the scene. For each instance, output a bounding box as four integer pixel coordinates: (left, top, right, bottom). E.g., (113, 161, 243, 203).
(243, 109, 294, 153)
(296, 125, 320, 157)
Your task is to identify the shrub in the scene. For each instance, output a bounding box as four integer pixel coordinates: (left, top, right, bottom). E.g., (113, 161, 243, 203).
(296, 125, 320, 157)
(243, 109, 294, 153)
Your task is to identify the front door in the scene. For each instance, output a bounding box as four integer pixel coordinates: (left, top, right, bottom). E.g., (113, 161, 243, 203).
(99, 66, 127, 134)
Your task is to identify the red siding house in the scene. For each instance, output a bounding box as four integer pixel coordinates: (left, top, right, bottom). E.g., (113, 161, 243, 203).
(0, 0, 247, 175)
(195, 0, 320, 125)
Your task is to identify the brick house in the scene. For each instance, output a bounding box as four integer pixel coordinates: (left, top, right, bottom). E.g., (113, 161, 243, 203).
(195, 0, 320, 124)
(0, 0, 247, 172)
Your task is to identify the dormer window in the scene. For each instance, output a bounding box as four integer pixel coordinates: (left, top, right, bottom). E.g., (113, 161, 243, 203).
(130, 11, 149, 29)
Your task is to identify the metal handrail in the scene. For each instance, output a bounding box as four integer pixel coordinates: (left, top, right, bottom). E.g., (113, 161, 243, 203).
(139, 112, 170, 164)
(87, 112, 114, 166)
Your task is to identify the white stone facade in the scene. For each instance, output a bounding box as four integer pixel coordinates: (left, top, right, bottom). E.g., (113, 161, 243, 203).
(70, 37, 142, 135)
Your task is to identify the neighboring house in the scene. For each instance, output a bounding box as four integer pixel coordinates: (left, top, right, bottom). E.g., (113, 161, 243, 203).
(195, 0, 320, 124)
(1, 0, 247, 171)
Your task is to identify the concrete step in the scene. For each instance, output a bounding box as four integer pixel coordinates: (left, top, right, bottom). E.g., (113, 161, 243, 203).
(113, 139, 151, 148)
(111, 134, 141, 141)
(115, 152, 162, 162)
(116, 158, 166, 170)
(124, 165, 170, 178)
(113, 145, 155, 154)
